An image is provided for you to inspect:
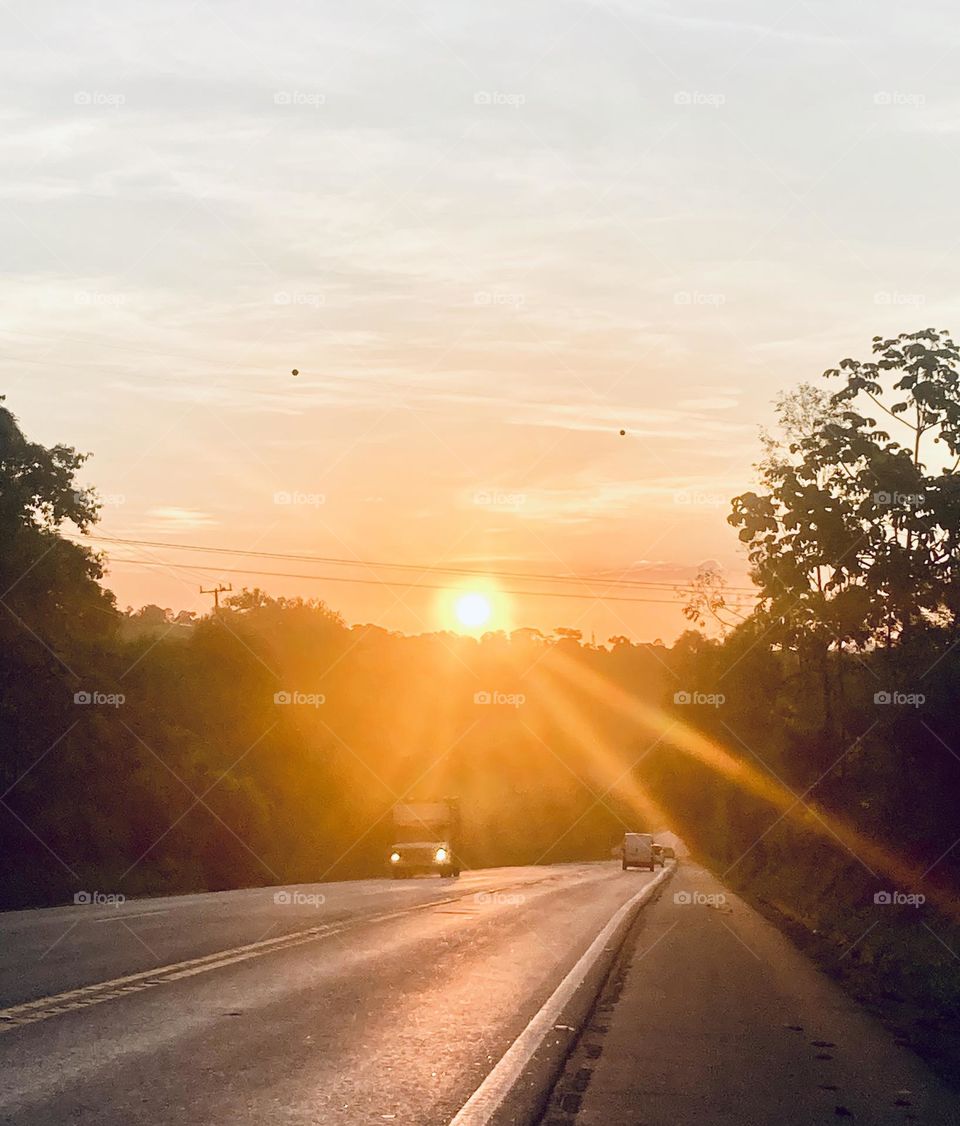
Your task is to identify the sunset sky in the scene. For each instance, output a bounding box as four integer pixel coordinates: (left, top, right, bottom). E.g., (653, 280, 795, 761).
(4, 0, 958, 640)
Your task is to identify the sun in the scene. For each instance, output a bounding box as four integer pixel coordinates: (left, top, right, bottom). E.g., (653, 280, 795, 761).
(455, 592, 492, 629)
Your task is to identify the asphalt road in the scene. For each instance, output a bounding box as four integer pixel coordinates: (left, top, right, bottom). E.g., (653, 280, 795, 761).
(0, 863, 658, 1125)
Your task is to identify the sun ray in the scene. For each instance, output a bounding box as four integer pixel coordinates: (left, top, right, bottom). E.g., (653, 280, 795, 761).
(544, 651, 960, 924)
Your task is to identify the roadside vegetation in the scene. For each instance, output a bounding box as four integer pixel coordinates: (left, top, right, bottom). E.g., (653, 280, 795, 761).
(656, 329, 960, 1081)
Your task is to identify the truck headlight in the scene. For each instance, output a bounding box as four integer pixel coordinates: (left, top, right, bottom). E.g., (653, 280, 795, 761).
(434, 847, 447, 863)
(390, 852, 401, 863)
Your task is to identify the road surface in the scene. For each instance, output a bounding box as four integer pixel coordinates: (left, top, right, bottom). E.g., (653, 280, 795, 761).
(6, 862, 956, 1125)
(0, 863, 656, 1124)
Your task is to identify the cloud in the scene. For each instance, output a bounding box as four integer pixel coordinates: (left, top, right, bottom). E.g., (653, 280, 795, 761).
(143, 507, 217, 530)
(676, 397, 739, 410)
(648, 10, 845, 47)
(507, 400, 752, 441)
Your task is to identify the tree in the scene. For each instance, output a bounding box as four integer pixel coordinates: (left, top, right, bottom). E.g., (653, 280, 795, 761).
(680, 565, 747, 633)
(133, 604, 172, 627)
(0, 395, 99, 534)
(0, 399, 119, 898)
(0, 396, 114, 648)
(730, 330, 960, 650)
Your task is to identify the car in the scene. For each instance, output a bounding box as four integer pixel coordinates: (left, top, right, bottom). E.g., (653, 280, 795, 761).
(661, 845, 676, 861)
(622, 832, 656, 871)
(652, 843, 664, 867)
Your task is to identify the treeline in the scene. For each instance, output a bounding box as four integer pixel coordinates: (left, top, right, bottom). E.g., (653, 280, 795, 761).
(651, 626, 960, 920)
(0, 591, 674, 908)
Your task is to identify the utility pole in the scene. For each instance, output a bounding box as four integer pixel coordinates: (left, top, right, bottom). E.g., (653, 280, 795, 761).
(200, 583, 232, 613)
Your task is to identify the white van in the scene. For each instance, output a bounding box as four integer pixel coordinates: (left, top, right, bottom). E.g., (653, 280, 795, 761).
(622, 832, 655, 871)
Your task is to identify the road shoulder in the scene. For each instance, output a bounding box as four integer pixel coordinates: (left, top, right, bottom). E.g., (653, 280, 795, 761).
(541, 863, 959, 1125)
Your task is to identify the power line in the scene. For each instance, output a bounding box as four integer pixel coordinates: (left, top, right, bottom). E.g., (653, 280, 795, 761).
(75, 533, 759, 595)
(105, 556, 759, 608)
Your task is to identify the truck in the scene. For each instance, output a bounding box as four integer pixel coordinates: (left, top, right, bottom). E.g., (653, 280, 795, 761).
(388, 799, 461, 878)
(622, 832, 656, 871)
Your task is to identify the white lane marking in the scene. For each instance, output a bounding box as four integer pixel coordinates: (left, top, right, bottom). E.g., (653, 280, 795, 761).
(0, 925, 338, 1031)
(0, 872, 598, 1034)
(448, 865, 673, 1126)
